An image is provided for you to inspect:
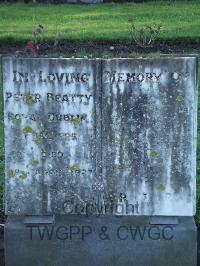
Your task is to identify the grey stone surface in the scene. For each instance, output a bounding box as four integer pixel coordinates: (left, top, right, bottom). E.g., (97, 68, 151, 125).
(3, 57, 198, 216)
(3, 58, 101, 215)
(102, 58, 197, 216)
(5, 215, 197, 266)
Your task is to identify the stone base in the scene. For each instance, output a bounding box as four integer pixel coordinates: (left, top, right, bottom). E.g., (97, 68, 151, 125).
(5, 215, 196, 266)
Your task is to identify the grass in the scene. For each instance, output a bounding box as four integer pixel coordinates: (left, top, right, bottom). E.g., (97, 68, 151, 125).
(0, 2, 200, 44)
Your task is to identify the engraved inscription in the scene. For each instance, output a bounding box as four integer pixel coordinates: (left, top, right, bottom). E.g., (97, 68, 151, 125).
(4, 58, 97, 215)
(4, 58, 197, 217)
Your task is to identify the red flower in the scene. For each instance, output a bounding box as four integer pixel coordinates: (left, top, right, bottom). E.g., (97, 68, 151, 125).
(25, 41, 37, 56)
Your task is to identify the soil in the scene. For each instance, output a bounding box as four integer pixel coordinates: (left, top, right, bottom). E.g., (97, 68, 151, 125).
(0, 41, 199, 56)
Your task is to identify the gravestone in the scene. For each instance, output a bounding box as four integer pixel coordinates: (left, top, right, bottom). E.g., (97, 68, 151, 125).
(3, 57, 197, 266)
(3, 58, 101, 215)
(101, 58, 197, 216)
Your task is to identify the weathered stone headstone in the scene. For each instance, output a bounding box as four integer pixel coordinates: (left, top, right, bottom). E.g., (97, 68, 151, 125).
(3, 57, 197, 266)
(3, 58, 101, 215)
(4, 57, 197, 216)
(102, 58, 197, 216)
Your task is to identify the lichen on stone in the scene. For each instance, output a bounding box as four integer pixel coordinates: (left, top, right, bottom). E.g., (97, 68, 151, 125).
(71, 117, 82, 125)
(19, 171, 28, 180)
(34, 135, 41, 145)
(176, 95, 184, 102)
(23, 126, 33, 135)
(156, 183, 165, 191)
(144, 105, 149, 113)
(25, 95, 34, 105)
(31, 160, 39, 166)
(150, 150, 158, 158)
(68, 164, 79, 171)
(8, 169, 15, 178)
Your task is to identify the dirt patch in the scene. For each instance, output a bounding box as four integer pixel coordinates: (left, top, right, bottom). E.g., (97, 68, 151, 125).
(0, 41, 199, 56)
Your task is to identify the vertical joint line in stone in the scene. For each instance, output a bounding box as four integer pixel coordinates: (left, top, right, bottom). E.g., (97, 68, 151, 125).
(100, 59, 103, 180)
